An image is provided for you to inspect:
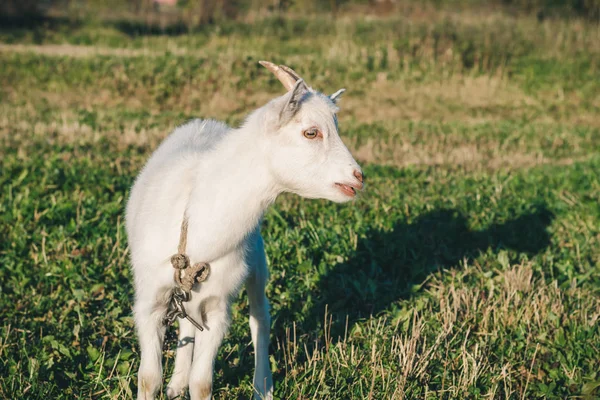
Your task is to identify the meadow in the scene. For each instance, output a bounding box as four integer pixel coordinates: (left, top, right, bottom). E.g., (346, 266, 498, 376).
(0, 5, 599, 399)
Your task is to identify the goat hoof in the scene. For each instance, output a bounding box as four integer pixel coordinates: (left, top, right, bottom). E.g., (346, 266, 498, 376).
(166, 385, 187, 399)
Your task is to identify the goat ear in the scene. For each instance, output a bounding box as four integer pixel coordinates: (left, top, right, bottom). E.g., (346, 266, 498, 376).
(279, 79, 309, 125)
(329, 88, 346, 103)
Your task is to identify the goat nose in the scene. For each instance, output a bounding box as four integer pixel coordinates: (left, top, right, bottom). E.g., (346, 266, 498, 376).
(354, 170, 364, 183)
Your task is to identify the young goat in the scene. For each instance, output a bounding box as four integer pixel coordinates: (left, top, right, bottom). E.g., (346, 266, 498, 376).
(125, 61, 364, 400)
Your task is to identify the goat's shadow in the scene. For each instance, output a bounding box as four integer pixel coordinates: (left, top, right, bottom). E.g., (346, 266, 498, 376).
(276, 205, 554, 341)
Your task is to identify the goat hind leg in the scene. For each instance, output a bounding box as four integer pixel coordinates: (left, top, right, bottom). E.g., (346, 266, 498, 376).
(166, 318, 196, 399)
(135, 299, 167, 400)
(188, 305, 230, 400)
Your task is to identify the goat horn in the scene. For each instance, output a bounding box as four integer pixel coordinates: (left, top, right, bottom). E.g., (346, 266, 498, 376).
(279, 65, 302, 81)
(259, 60, 299, 91)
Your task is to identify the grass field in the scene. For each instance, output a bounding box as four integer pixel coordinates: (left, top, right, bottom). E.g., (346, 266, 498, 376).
(1, 6, 599, 399)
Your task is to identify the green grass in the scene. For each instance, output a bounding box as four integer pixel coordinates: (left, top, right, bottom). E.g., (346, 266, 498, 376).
(1, 6, 599, 399)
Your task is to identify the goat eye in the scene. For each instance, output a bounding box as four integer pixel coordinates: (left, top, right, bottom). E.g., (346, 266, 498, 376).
(303, 128, 319, 139)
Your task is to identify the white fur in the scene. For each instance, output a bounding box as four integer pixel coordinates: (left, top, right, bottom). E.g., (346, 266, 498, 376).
(126, 85, 362, 400)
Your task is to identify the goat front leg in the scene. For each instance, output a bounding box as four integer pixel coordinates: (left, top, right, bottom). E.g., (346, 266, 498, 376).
(166, 318, 196, 399)
(246, 237, 273, 399)
(134, 297, 167, 400)
(188, 302, 230, 400)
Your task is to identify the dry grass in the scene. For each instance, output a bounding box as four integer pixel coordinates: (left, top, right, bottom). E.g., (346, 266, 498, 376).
(0, 43, 177, 58)
(275, 262, 600, 398)
(344, 74, 536, 123)
(2, 104, 596, 172)
(352, 140, 593, 171)
(2, 39, 598, 130)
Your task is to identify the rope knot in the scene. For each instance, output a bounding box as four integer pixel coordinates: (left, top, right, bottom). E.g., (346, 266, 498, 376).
(170, 253, 190, 270)
(173, 258, 210, 293)
(192, 262, 210, 282)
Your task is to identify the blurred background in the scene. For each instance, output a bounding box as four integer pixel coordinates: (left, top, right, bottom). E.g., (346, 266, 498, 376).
(1, 0, 599, 399)
(2, 0, 600, 25)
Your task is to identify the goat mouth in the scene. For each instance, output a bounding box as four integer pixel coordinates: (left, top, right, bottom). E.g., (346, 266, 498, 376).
(335, 183, 357, 197)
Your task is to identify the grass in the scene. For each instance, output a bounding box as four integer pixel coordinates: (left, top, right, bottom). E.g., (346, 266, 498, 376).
(1, 5, 599, 399)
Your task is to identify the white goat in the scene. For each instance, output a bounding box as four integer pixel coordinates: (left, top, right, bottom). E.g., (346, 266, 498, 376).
(125, 61, 364, 400)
